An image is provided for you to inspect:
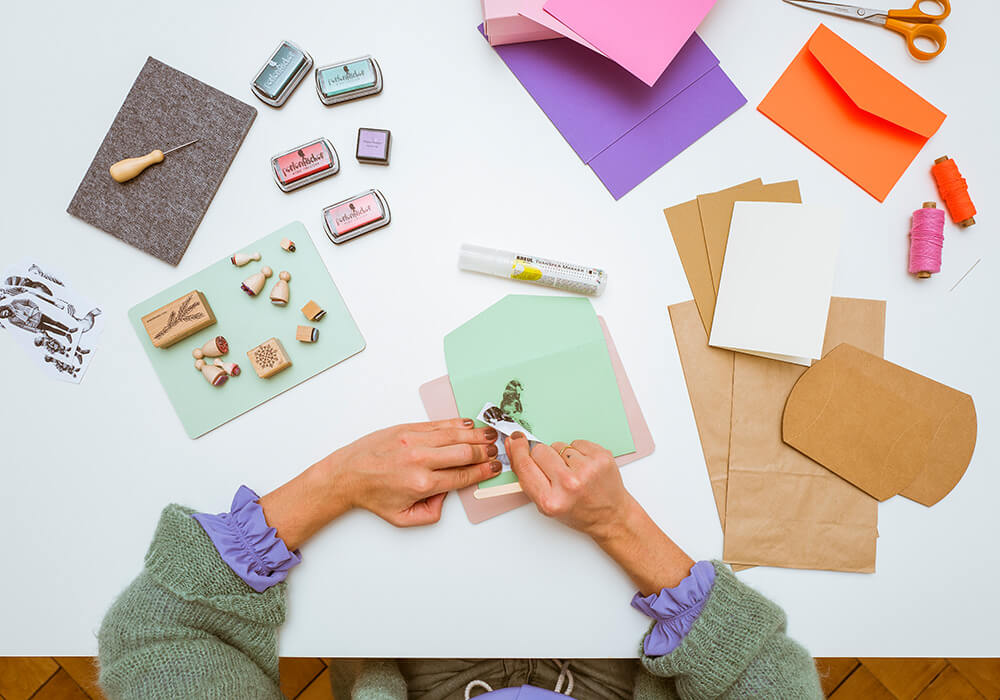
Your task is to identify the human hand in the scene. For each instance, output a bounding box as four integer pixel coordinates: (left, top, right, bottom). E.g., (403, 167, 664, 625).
(259, 419, 501, 549)
(506, 433, 630, 541)
(507, 432, 695, 594)
(330, 418, 501, 527)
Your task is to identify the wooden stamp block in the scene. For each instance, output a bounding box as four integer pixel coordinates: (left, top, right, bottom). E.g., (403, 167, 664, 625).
(301, 300, 326, 321)
(296, 325, 319, 343)
(247, 337, 292, 378)
(141, 290, 216, 348)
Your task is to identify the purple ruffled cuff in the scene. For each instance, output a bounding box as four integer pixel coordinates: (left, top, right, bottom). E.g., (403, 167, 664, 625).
(630, 560, 716, 657)
(192, 486, 301, 593)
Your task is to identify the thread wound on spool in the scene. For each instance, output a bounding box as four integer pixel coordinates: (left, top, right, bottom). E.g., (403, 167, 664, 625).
(909, 205, 945, 278)
(931, 156, 977, 226)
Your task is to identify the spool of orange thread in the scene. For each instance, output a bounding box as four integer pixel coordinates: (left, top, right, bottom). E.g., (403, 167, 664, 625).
(932, 156, 977, 227)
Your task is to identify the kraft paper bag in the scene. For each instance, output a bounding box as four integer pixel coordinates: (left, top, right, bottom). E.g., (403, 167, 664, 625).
(668, 300, 734, 528)
(671, 297, 885, 573)
(783, 344, 976, 505)
(723, 297, 885, 572)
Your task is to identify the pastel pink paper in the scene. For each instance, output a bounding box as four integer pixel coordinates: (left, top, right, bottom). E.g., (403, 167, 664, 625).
(542, 0, 716, 86)
(483, 0, 560, 45)
(517, 0, 602, 55)
(419, 317, 655, 524)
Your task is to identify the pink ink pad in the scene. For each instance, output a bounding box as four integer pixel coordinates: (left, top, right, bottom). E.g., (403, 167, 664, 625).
(270, 137, 339, 192)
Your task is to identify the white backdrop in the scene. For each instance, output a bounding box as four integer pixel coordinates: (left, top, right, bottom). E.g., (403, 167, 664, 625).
(1, 0, 997, 657)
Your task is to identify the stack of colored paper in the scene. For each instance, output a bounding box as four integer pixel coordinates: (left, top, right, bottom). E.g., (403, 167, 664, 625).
(479, 0, 745, 200)
(664, 180, 883, 573)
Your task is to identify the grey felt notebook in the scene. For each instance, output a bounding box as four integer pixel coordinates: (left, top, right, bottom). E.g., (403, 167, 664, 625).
(68, 57, 256, 265)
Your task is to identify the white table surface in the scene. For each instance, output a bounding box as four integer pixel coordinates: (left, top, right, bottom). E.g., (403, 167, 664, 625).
(1, 0, 998, 658)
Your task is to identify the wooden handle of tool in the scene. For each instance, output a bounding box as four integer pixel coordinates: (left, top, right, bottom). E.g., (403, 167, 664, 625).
(109, 150, 164, 183)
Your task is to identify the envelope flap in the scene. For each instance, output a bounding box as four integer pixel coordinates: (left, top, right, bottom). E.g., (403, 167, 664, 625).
(807, 24, 945, 138)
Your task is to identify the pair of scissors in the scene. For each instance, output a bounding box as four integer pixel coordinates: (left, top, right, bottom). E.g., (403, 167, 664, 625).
(782, 0, 950, 60)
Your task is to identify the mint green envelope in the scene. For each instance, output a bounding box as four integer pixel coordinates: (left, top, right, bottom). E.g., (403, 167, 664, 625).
(128, 222, 365, 438)
(444, 295, 634, 489)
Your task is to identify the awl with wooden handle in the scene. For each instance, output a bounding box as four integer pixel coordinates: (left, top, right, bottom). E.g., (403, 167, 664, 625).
(109, 139, 199, 183)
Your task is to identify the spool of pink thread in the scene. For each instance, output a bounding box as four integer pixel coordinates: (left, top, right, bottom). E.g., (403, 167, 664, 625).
(909, 202, 945, 279)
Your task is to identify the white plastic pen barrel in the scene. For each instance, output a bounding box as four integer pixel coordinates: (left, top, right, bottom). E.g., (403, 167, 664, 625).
(459, 244, 607, 296)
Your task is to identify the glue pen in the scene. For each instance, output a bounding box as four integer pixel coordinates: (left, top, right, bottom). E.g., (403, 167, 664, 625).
(459, 244, 607, 296)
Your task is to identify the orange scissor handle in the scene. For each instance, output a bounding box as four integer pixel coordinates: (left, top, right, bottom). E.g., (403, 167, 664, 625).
(885, 18, 947, 60)
(888, 0, 950, 22)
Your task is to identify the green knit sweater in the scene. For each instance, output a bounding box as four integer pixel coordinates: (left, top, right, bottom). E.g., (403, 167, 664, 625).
(98, 505, 822, 699)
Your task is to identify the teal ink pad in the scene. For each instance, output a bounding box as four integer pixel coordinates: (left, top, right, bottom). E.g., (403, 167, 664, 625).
(314, 56, 382, 106)
(251, 40, 313, 107)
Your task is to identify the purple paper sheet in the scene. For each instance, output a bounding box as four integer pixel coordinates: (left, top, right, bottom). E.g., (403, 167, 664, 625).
(482, 26, 746, 199)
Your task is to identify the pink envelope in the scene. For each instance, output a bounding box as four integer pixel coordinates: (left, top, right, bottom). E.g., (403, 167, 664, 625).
(543, 0, 717, 86)
(420, 317, 655, 524)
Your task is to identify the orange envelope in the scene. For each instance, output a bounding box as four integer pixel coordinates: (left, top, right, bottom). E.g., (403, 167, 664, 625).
(758, 24, 945, 202)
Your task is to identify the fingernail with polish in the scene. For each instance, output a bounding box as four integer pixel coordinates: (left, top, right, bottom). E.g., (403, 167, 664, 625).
(484, 428, 498, 441)
(487, 444, 498, 458)
(491, 460, 502, 473)
(511, 431, 525, 440)
(463, 419, 474, 427)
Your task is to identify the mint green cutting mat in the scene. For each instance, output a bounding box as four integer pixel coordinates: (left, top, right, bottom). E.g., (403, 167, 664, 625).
(128, 222, 365, 438)
(444, 295, 634, 489)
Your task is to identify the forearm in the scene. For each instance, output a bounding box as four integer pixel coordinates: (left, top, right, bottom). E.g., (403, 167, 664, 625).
(591, 495, 695, 596)
(258, 453, 351, 551)
(99, 504, 285, 699)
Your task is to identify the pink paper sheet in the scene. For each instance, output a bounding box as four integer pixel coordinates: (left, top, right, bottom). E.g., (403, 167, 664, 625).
(518, 0, 601, 54)
(420, 317, 655, 524)
(542, 0, 716, 86)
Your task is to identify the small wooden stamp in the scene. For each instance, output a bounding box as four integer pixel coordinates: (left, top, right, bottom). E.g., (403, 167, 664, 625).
(141, 290, 216, 349)
(280, 238, 296, 252)
(213, 359, 241, 376)
(241, 266, 273, 296)
(192, 335, 229, 359)
(247, 337, 292, 378)
(296, 325, 319, 343)
(270, 271, 291, 306)
(231, 251, 261, 267)
(195, 358, 228, 386)
(301, 300, 326, 321)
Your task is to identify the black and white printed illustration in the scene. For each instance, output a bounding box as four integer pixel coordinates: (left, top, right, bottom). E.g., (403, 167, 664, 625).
(478, 379, 541, 471)
(0, 261, 104, 383)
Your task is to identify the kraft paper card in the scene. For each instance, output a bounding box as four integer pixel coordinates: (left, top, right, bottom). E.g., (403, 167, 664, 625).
(423, 317, 654, 523)
(698, 180, 802, 294)
(758, 24, 946, 202)
(68, 57, 256, 265)
(483, 27, 746, 199)
(128, 223, 365, 438)
(784, 344, 977, 505)
(444, 297, 634, 498)
(710, 202, 841, 366)
(664, 179, 760, 336)
(542, 0, 716, 87)
(723, 297, 885, 573)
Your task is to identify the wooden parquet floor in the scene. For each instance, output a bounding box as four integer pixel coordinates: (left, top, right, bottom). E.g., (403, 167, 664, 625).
(1, 656, 998, 698)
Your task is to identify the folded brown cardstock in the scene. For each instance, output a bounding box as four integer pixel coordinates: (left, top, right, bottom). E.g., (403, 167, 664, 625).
(664, 179, 801, 336)
(783, 344, 977, 505)
(670, 298, 883, 573)
(697, 180, 802, 294)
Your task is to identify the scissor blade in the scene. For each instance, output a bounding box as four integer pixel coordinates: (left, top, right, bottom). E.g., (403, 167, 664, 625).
(782, 0, 885, 23)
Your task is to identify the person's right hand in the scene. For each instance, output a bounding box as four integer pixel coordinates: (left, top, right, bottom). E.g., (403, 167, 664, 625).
(507, 431, 696, 595)
(506, 432, 630, 541)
